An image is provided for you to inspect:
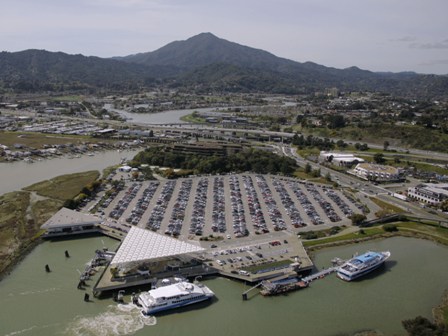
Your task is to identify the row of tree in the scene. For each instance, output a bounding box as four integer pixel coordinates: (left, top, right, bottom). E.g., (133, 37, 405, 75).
(131, 147, 298, 176)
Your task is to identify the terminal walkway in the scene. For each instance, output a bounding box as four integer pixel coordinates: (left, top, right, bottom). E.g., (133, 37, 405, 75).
(302, 267, 337, 283)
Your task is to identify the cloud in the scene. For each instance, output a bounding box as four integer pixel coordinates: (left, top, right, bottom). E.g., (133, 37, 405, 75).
(390, 36, 416, 42)
(410, 39, 448, 49)
(419, 59, 448, 66)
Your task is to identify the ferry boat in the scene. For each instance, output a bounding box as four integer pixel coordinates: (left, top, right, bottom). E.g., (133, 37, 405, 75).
(137, 281, 214, 315)
(336, 251, 391, 281)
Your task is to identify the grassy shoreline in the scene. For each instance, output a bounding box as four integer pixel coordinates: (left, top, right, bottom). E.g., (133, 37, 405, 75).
(0, 171, 101, 277)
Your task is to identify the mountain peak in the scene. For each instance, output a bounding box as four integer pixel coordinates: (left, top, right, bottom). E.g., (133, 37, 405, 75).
(118, 32, 286, 71)
(188, 32, 219, 40)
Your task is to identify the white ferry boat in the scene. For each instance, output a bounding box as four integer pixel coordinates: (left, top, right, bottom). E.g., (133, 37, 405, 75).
(138, 281, 215, 315)
(336, 251, 391, 281)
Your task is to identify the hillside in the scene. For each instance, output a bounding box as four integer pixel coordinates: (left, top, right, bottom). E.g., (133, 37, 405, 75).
(1, 33, 447, 97)
(0, 49, 155, 92)
(119, 33, 447, 97)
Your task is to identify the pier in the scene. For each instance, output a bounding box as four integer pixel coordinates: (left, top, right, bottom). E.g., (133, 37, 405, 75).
(302, 267, 337, 283)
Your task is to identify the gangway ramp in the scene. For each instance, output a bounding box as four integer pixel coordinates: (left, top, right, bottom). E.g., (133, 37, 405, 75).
(302, 267, 337, 283)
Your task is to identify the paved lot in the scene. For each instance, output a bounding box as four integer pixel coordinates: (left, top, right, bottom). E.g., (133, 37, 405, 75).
(92, 173, 374, 241)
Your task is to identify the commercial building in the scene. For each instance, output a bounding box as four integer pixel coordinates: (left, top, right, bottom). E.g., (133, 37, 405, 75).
(350, 163, 403, 182)
(167, 141, 242, 157)
(319, 151, 365, 167)
(40, 207, 102, 237)
(407, 183, 448, 205)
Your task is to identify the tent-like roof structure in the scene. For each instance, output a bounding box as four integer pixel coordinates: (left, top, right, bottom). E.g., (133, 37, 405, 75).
(111, 227, 205, 266)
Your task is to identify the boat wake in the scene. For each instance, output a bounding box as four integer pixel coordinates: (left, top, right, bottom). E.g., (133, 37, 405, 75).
(17, 287, 61, 296)
(5, 326, 38, 336)
(64, 304, 156, 336)
(5, 323, 61, 336)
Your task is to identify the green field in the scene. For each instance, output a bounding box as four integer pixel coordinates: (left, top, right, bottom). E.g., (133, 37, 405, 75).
(303, 221, 448, 248)
(0, 131, 91, 149)
(24, 171, 99, 200)
(397, 221, 448, 244)
(0, 131, 117, 151)
(370, 197, 404, 215)
(303, 227, 384, 247)
(180, 113, 207, 123)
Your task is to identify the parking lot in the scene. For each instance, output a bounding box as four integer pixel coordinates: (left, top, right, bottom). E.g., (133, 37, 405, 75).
(94, 173, 368, 240)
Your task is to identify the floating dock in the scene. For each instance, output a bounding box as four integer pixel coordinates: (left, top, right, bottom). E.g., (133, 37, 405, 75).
(260, 278, 308, 296)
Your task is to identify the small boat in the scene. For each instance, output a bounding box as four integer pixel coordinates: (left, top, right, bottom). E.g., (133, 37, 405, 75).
(336, 251, 391, 281)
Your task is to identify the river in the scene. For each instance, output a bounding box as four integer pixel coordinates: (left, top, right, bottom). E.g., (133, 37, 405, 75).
(0, 149, 142, 196)
(0, 236, 446, 336)
(105, 105, 220, 125)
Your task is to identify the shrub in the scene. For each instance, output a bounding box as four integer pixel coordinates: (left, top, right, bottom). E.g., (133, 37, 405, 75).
(350, 213, 367, 226)
(383, 224, 398, 232)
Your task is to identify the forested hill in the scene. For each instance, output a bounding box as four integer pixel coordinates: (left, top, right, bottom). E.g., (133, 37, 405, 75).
(118, 33, 448, 97)
(1, 33, 447, 97)
(0, 49, 156, 92)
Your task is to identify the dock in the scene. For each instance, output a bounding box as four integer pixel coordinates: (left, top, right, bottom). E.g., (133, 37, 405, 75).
(302, 267, 337, 283)
(93, 263, 219, 296)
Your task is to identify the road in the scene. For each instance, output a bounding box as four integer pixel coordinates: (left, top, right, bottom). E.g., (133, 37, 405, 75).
(277, 144, 448, 221)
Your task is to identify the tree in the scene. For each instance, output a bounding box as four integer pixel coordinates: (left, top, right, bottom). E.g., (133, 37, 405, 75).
(383, 224, 398, 232)
(439, 199, 448, 212)
(269, 124, 280, 132)
(350, 213, 367, 226)
(311, 168, 321, 178)
(327, 115, 346, 129)
(325, 172, 332, 182)
(419, 115, 434, 128)
(336, 139, 346, 148)
(304, 162, 312, 173)
(402, 316, 446, 336)
(373, 153, 386, 164)
(359, 143, 369, 151)
(383, 140, 390, 151)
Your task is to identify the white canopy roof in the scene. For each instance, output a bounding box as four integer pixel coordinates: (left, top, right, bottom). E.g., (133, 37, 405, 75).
(111, 227, 204, 265)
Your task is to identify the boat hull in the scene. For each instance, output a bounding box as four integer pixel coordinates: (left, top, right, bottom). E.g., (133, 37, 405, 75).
(142, 295, 213, 315)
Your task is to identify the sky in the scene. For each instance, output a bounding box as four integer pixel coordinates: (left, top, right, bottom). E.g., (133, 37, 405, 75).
(1, 0, 447, 75)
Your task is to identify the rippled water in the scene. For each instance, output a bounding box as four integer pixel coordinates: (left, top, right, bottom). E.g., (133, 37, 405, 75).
(0, 236, 447, 336)
(0, 149, 141, 196)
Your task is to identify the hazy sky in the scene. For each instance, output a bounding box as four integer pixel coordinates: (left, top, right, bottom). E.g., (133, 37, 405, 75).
(1, 0, 447, 74)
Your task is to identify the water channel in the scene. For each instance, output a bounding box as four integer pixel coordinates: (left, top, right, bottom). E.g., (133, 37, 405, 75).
(0, 236, 446, 336)
(105, 106, 217, 125)
(0, 149, 141, 196)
